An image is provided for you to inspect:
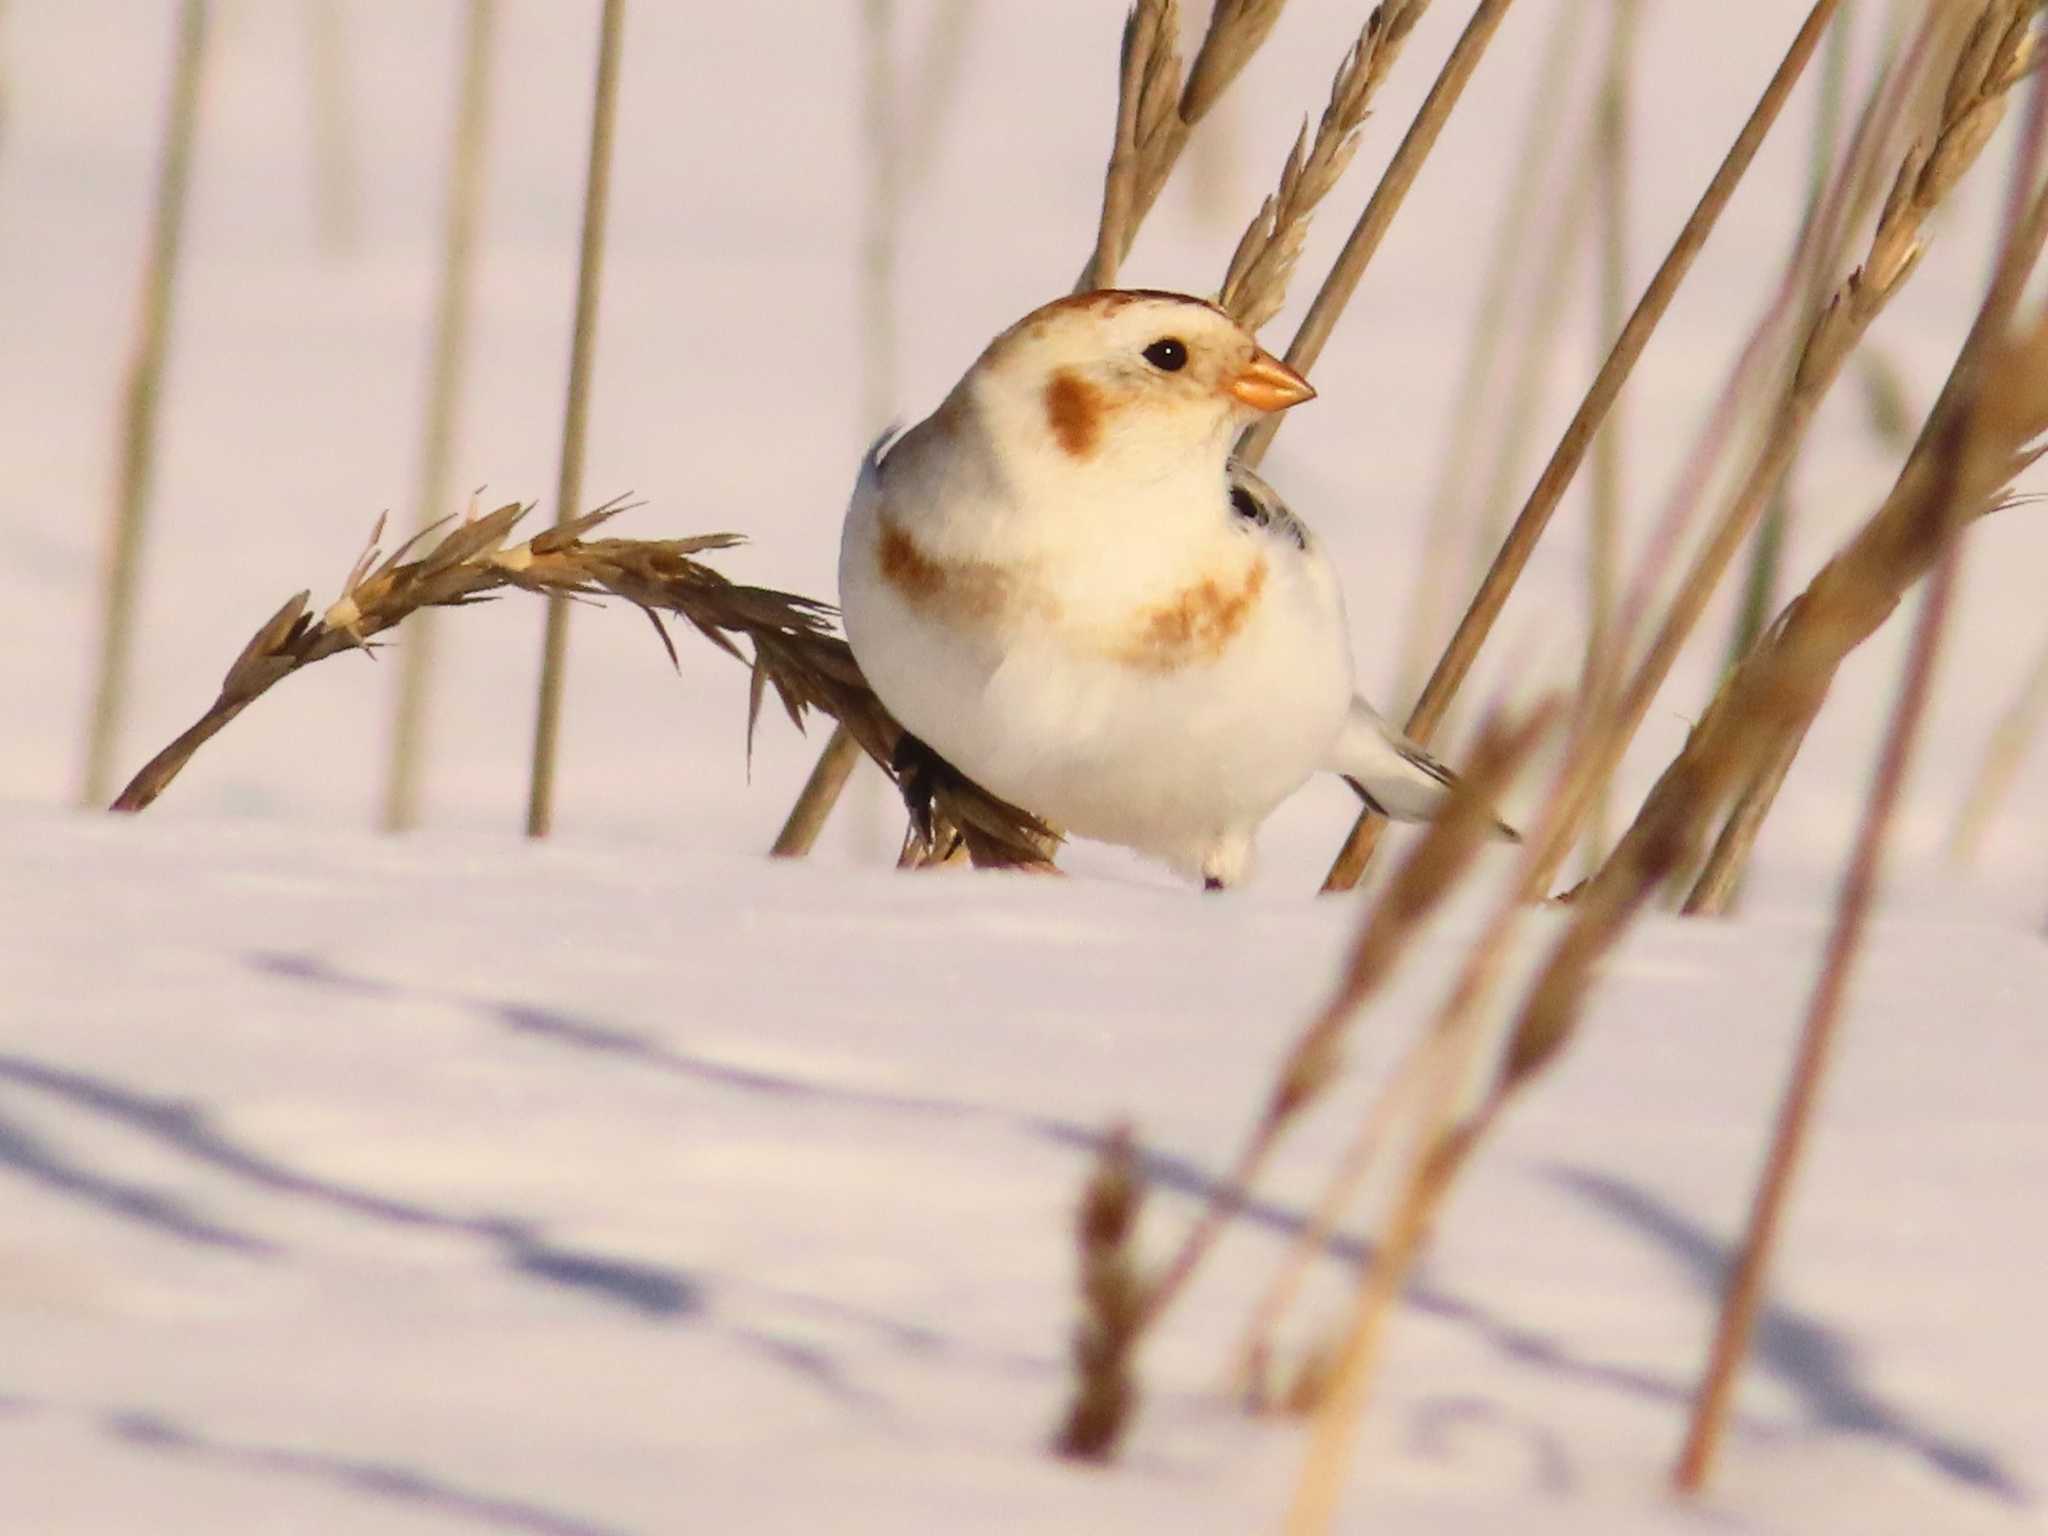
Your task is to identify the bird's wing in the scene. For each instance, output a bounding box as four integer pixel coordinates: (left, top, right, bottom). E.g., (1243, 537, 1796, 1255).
(1330, 698, 1519, 839)
(1224, 460, 1314, 552)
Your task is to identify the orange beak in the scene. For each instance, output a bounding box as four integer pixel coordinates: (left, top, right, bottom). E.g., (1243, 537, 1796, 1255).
(1228, 348, 1316, 413)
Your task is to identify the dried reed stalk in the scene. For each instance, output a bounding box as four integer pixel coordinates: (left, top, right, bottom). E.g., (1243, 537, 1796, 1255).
(1218, 2, 1427, 331)
(1394, 0, 1590, 704)
(383, 0, 498, 832)
(1583, 0, 1639, 868)
(1239, 0, 1512, 471)
(1724, 7, 1857, 681)
(1137, 705, 1553, 1331)
(527, 0, 625, 839)
(1079, 0, 1296, 291)
(1947, 618, 2048, 861)
(307, 0, 360, 255)
(1673, 547, 1961, 1493)
(1687, 10, 2048, 907)
(1497, 156, 2048, 1196)
(81, 0, 211, 809)
(1053, 1125, 1147, 1460)
(106, 503, 1058, 867)
(1519, 0, 2036, 908)
(1320, 0, 1844, 892)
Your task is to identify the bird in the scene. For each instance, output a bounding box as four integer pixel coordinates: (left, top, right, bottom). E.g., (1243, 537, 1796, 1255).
(838, 288, 1509, 889)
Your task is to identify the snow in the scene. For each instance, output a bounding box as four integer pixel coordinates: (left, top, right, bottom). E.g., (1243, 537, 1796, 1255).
(3, 1, 2046, 1531)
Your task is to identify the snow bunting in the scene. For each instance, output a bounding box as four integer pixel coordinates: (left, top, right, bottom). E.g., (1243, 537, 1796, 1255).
(839, 288, 1506, 888)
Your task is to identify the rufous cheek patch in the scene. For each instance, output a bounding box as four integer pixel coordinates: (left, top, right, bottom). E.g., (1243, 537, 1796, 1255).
(1116, 555, 1268, 671)
(1043, 370, 1103, 459)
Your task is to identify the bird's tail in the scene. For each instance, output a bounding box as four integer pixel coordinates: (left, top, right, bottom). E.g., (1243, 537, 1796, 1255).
(1329, 698, 1519, 840)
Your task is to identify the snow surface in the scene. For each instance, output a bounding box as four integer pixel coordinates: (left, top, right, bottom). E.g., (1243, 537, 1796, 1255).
(3, 2, 2047, 1531)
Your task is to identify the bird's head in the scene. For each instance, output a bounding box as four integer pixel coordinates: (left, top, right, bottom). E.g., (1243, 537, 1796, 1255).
(963, 290, 1314, 484)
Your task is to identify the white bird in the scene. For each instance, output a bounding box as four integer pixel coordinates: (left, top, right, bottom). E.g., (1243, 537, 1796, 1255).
(839, 288, 1506, 888)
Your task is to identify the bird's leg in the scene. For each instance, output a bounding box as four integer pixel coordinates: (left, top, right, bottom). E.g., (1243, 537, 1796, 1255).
(891, 731, 967, 858)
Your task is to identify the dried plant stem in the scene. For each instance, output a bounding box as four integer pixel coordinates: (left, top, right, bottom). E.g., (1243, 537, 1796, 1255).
(80, 0, 210, 809)
(1219, 3, 1428, 331)
(1584, 0, 1639, 867)
(1683, 21, 2048, 908)
(1089, 0, 1165, 292)
(1394, 0, 1590, 702)
(1673, 544, 1959, 1494)
(1053, 1125, 1146, 1460)
(382, 0, 498, 833)
(1320, 0, 1842, 892)
(770, 728, 864, 857)
(1240, 0, 1514, 470)
(1947, 619, 2048, 862)
(900, 0, 980, 196)
(1134, 707, 1552, 1332)
(526, 0, 625, 839)
(307, 0, 360, 255)
(1725, 6, 1856, 679)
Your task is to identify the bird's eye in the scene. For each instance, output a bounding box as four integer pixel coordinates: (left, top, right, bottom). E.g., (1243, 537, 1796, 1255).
(1142, 337, 1188, 372)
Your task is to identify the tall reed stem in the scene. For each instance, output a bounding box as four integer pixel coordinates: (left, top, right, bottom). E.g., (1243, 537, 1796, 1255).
(383, 0, 498, 832)
(1673, 545, 1959, 1492)
(82, 0, 210, 808)
(1320, 0, 1842, 892)
(1240, 0, 1519, 469)
(526, 0, 626, 839)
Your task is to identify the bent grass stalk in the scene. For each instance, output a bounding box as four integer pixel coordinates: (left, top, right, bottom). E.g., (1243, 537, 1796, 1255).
(107, 503, 1058, 868)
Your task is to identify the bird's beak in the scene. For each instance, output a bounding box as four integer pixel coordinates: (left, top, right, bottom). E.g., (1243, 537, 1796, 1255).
(1228, 348, 1316, 413)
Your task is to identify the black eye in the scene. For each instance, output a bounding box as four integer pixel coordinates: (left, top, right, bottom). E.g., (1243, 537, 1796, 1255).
(1142, 337, 1188, 372)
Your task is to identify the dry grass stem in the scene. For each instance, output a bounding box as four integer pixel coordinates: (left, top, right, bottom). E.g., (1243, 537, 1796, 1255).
(1503, 173, 2048, 1160)
(1584, 0, 1640, 867)
(1321, 0, 1845, 892)
(1947, 619, 2048, 861)
(1053, 1125, 1147, 1460)
(307, 0, 361, 255)
(80, 0, 210, 809)
(1239, 0, 1509, 470)
(1134, 705, 1553, 1337)
(1516, 0, 2036, 904)
(383, 0, 498, 832)
(527, 0, 625, 839)
(1673, 543, 1961, 1492)
(107, 503, 1058, 867)
(1394, 0, 1592, 703)
(1218, 2, 1427, 331)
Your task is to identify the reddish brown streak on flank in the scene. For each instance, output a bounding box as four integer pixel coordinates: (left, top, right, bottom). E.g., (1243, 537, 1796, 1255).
(1119, 556, 1268, 670)
(876, 513, 1038, 626)
(1044, 370, 1102, 458)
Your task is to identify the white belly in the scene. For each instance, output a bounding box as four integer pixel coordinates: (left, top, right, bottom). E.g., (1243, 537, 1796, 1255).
(841, 484, 1354, 875)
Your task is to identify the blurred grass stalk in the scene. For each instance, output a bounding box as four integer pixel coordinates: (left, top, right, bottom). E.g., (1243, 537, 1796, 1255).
(526, 0, 626, 839)
(382, 0, 498, 833)
(1674, 545, 1961, 1490)
(307, 0, 361, 255)
(1392, 0, 1590, 706)
(773, 0, 904, 861)
(81, 0, 210, 809)
(1583, 0, 1639, 868)
(1320, 0, 1847, 893)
